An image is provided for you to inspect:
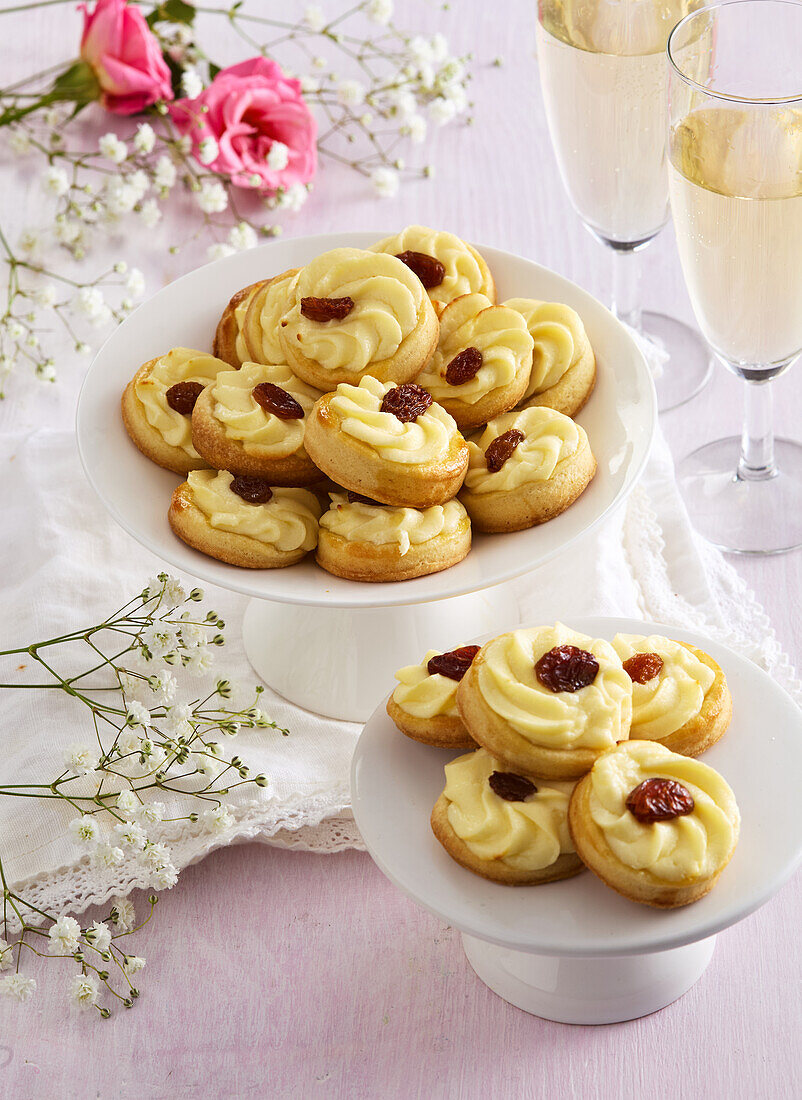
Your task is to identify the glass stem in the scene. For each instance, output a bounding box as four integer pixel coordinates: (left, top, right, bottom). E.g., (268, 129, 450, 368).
(610, 246, 642, 333)
(738, 379, 777, 481)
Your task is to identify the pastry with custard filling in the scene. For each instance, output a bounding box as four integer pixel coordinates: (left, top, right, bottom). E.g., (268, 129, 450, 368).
(304, 375, 469, 508)
(458, 406, 596, 532)
(191, 361, 322, 485)
(568, 740, 740, 908)
(504, 298, 596, 417)
(278, 248, 439, 389)
(317, 493, 471, 582)
(168, 470, 320, 569)
(122, 347, 229, 474)
(387, 645, 479, 747)
(213, 281, 268, 368)
(414, 294, 534, 430)
(238, 269, 300, 367)
(370, 225, 495, 315)
(612, 633, 732, 757)
(457, 623, 633, 780)
(431, 747, 583, 885)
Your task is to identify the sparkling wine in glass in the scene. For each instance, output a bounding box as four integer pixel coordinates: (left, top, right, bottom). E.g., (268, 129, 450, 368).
(668, 0, 802, 553)
(536, 0, 713, 411)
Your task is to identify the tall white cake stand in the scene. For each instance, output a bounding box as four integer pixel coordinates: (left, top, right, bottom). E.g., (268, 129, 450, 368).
(76, 233, 655, 721)
(351, 616, 802, 1024)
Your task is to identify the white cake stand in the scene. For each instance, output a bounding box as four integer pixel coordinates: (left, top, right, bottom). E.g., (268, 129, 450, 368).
(351, 616, 802, 1024)
(76, 234, 655, 721)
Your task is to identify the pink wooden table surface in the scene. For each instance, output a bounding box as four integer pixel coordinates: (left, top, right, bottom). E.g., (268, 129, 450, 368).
(1, 2, 801, 1097)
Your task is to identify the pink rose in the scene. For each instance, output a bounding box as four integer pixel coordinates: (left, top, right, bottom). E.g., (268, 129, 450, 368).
(79, 0, 173, 116)
(170, 57, 317, 192)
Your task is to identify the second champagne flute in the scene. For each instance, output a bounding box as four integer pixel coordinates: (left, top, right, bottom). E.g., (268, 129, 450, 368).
(536, 0, 712, 411)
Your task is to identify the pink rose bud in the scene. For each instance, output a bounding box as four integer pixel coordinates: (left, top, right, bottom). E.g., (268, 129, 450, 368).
(169, 57, 317, 193)
(79, 0, 173, 116)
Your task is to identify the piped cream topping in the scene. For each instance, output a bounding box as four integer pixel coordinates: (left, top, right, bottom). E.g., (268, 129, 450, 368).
(280, 248, 426, 372)
(392, 649, 461, 717)
(370, 225, 493, 310)
(476, 623, 632, 749)
(504, 298, 592, 397)
(612, 634, 716, 741)
(135, 347, 227, 456)
(211, 362, 320, 457)
(588, 740, 739, 883)
(416, 293, 534, 405)
(327, 375, 461, 465)
(463, 406, 583, 494)
(320, 493, 467, 556)
(443, 748, 576, 871)
(186, 470, 320, 551)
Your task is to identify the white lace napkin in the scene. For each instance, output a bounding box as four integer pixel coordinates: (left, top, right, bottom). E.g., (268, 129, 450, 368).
(2, 381, 799, 921)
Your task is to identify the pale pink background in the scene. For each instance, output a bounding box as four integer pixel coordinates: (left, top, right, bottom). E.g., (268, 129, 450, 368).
(1, 2, 801, 1098)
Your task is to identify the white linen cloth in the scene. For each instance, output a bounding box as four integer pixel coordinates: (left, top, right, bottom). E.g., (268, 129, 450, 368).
(1, 347, 800, 922)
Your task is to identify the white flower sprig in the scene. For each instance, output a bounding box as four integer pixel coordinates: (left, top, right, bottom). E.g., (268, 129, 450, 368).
(0, 0, 479, 393)
(0, 573, 284, 1018)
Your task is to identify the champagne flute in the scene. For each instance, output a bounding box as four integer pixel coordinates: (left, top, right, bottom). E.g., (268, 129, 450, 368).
(536, 0, 713, 411)
(668, 0, 802, 554)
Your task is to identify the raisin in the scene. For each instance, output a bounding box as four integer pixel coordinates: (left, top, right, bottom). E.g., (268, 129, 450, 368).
(230, 476, 273, 505)
(347, 490, 381, 506)
(625, 778, 695, 824)
(623, 652, 664, 684)
(488, 771, 537, 802)
(165, 381, 204, 416)
(427, 645, 481, 682)
(252, 382, 304, 419)
(485, 429, 525, 472)
(300, 296, 355, 322)
(380, 383, 433, 423)
(445, 346, 483, 386)
(394, 250, 446, 289)
(535, 645, 599, 693)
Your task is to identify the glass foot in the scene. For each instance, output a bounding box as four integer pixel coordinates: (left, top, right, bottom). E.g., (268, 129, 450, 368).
(677, 437, 802, 555)
(642, 311, 713, 413)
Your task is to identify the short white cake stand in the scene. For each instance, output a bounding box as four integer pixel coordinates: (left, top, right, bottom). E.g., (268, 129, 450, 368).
(351, 616, 802, 1023)
(76, 234, 655, 722)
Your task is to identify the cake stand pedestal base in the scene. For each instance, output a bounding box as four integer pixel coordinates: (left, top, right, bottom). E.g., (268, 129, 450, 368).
(242, 585, 520, 722)
(462, 932, 717, 1024)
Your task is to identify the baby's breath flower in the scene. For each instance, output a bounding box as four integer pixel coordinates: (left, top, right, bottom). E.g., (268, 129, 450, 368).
(73, 286, 111, 327)
(337, 79, 366, 107)
(41, 165, 69, 197)
(109, 897, 135, 932)
(429, 96, 457, 126)
(139, 801, 166, 826)
(125, 268, 146, 299)
(228, 222, 257, 251)
(91, 843, 125, 869)
(69, 973, 99, 1010)
(64, 743, 99, 776)
(99, 133, 128, 164)
(299, 75, 319, 95)
(8, 128, 31, 155)
(0, 975, 37, 1002)
(154, 155, 177, 190)
(198, 136, 219, 166)
(113, 820, 147, 850)
(18, 227, 43, 255)
(38, 363, 57, 383)
(33, 282, 56, 306)
(54, 217, 82, 245)
(181, 67, 204, 100)
(133, 122, 156, 154)
(367, 0, 393, 23)
(85, 921, 112, 953)
(141, 623, 178, 657)
(48, 915, 81, 955)
(123, 955, 146, 975)
(0, 939, 14, 971)
(207, 242, 235, 262)
(69, 814, 100, 848)
(403, 114, 427, 144)
(184, 646, 213, 676)
(203, 804, 235, 833)
(430, 32, 450, 62)
(303, 4, 325, 31)
(140, 199, 162, 228)
(267, 141, 290, 171)
(371, 166, 399, 198)
(197, 180, 227, 214)
(117, 729, 143, 756)
(116, 789, 140, 816)
(149, 668, 177, 704)
(278, 182, 308, 212)
(126, 701, 151, 729)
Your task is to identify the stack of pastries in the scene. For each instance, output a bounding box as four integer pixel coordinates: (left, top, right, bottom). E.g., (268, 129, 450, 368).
(121, 226, 599, 582)
(388, 623, 739, 907)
